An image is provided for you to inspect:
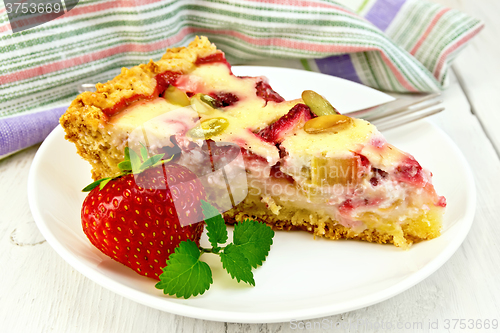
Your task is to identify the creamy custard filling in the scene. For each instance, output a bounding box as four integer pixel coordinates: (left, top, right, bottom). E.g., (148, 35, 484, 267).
(97, 60, 444, 248)
(243, 144, 439, 235)
(106, 98, 197, 153)
(108, 63, 295, 162)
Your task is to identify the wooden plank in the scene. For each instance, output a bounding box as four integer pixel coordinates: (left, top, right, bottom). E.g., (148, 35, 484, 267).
(433, 0, 500, 156)
(2, 72, 500, 332)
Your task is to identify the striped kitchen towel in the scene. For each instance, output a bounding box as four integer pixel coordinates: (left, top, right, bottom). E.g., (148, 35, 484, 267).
(0, 0, 483, 158)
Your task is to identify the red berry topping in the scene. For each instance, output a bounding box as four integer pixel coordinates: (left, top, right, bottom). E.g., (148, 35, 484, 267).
(339, 199, 354, 214)
(436, 196, 447, 207)
(195, 52, 231, 71)
(102, 93, 153, 118)
(155, 71, 182, 94)
(258, 103, 314, 144)
(208, 92, 240, 108)
(270, 163, 294, 183)
(255, 80, 285, 103)
(369, 168, 388, 186)
(203, 140, 241, 169)
(395, 157, 425, 186)
(101, 71, 181, 118)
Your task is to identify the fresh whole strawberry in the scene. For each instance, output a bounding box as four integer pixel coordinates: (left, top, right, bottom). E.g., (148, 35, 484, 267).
(81, 148, 206, 280)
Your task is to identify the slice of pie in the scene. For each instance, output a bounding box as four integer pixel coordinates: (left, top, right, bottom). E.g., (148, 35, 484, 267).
(60, 36, 446, 249)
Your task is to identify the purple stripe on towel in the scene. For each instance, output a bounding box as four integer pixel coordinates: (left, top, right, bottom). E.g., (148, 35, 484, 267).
(315, 54, 362, 83)
(365, 0, 407, 32)
(0, 106, 67, 156)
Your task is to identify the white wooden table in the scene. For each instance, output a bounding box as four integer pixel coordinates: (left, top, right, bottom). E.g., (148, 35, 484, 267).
(1, 1, 499, 332)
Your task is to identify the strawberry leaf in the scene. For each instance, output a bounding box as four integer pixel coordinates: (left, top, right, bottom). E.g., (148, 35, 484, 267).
(99, 177, 113, 190)
(83, 147, 172, 192)
(152, 154, 173, 167)
(123, 147, 130, 161)
(118, 160, 132, 172)
(129, 149, 142, 173)
(155, 240, 213, 299)
(201, 200, 228, 248)
(232, 219, 274, 268)
(124, 146, 131, 162)
(82, 177, 111, 192)
(219, 243, 255, 286)
(140, 144, 149, 162)
(140, 154, 165, 171)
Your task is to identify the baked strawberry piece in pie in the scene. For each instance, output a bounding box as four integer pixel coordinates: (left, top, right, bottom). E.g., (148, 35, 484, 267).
(60, 36, 445, 249)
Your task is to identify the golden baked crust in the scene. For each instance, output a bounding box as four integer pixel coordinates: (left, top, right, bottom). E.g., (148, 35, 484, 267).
(224, 194, 442, 248)
(60, 36, 218, 180)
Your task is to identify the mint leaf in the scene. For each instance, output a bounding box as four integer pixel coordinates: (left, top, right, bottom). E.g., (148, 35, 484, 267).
(233, 220, 274, 268)
(155, 240, 213, 299)
(219, 243, 255, 286)
(201, 200, 228, 248)
(129, 149, 142, 173)
(155, 202, 275, 298)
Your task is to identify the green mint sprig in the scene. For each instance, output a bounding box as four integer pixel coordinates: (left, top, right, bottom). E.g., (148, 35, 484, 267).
(155, 200, 275, 298)
(82, 145, 172, 192)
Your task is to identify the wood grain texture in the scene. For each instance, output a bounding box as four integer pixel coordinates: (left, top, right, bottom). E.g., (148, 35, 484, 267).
(433, 0, 500, 157)
(1, 70, 499, 333)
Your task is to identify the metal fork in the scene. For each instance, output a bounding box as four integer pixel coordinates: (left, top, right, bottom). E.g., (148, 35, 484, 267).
(345, 92, 444, 131)
(77, 84, 443, 131)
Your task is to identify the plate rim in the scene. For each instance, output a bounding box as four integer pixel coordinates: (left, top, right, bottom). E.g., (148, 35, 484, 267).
(28, 67, 476, 323)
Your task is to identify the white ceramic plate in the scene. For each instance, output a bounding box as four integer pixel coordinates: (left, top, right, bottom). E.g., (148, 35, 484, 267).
(28, 67, 475, 323)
